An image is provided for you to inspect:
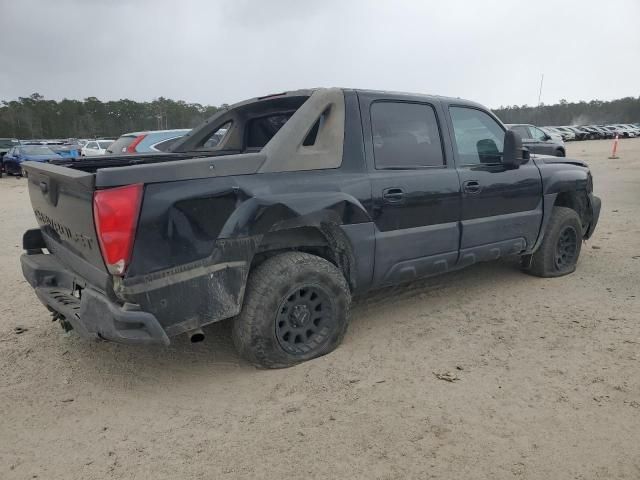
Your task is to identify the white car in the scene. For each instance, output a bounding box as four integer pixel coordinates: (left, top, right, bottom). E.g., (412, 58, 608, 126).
(540, 127, 564, 142)
(612, 124, 638, 138)
(545, 126, 575, 141)
(81, 140, 115, 156)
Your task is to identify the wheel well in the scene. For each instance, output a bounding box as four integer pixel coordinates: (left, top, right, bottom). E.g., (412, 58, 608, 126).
(554, 191, 591, 234)
(556, 147, 565, 156)
(251, 225, 357, 291)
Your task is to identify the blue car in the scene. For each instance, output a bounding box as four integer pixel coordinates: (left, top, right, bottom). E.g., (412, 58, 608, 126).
(2, 145, 62, 176)
(49, 143, 81, 159)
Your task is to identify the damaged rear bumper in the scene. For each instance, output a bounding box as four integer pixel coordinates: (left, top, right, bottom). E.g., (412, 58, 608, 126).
(21, 253, 170, 345)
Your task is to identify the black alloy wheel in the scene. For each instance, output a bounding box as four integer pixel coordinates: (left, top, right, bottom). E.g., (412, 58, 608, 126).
(554, 225, 578, 270)
(275, 285, 335, 356)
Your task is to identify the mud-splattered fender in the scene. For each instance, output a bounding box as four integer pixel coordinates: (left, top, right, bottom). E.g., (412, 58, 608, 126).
(534, 157, 590, 195)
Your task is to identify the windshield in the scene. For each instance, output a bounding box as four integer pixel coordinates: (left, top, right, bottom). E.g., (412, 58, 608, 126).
(22, 146, 57, 155)
(98, 140, 113, 149)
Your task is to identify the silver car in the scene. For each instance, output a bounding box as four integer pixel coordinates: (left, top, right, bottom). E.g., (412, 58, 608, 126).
(506, 124, 566, 157)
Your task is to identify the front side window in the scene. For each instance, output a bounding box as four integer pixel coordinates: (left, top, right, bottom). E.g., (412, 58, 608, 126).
(450, 107, 505, 165)
(532, 127, 547, 141)
(370, 101, 444, 169)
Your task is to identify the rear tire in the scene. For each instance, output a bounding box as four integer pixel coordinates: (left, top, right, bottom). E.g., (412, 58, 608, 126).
(232, 252, 351, 368)
(522, 206, 582, 277)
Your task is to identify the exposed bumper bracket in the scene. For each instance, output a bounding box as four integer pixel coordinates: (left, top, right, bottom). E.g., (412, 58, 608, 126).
(22, 253, 169, 346)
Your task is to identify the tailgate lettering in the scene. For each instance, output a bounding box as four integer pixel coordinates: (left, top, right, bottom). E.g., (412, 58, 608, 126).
(34, 209, 95, 250)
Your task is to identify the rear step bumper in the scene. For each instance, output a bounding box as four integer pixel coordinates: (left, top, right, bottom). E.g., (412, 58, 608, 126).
(21, 253, 170, 346)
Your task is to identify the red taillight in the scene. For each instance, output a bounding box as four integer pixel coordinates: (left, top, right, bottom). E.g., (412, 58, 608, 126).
(93, 184, 143, 276)
(126, 134, 147, 153)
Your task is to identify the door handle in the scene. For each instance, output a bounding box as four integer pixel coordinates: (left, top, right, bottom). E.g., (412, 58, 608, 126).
(462, 180, 482, 194)
(382, 187, 405, 203)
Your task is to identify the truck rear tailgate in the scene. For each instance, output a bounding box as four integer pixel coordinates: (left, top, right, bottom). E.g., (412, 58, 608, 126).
(22, 161, 110, 290)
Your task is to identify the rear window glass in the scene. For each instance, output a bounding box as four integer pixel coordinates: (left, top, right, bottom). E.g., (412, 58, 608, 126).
(371, 101, 444, 169)
(246, 113, 294, 149)
(107, 136, 136, 154)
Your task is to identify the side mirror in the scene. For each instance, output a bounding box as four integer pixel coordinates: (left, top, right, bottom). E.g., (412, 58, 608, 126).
(543, 134, 551, 141)
(503, 129, 528, 168)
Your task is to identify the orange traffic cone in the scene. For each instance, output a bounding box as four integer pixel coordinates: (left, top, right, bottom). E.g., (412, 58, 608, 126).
(608, 134, 619, 159)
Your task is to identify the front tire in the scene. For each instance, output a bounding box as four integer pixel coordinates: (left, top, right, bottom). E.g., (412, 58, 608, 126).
(233, 252, 351, 368)
(523, 206, 582, 277)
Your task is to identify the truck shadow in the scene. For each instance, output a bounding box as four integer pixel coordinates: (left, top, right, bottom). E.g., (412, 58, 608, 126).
(69, 257, 527, 384)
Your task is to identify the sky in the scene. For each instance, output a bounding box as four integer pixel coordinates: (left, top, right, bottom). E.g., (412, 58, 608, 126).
(1, 0, 639, 109)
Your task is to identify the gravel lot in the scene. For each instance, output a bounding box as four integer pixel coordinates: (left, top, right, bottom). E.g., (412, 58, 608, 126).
(1, 139, 639, 480)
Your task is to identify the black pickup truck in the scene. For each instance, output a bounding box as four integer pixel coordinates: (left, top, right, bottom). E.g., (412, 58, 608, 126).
(20, 88, 601, 368)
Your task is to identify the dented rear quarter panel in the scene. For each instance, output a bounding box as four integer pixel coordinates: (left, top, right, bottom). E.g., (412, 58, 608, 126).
(121, 171, 372, 334)
(120, 89, 373, 334)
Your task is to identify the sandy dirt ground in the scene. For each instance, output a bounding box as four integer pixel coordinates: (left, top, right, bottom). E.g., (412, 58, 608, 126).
(1, 139, 639, 480)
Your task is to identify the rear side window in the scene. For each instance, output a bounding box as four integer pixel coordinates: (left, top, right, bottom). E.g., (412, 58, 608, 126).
(246, 113, 294, 149)
(449, 107, 505, 165)
(106, 135, 136, 154)
(202, 122, 231, 148)
(370, 102, 444, 169)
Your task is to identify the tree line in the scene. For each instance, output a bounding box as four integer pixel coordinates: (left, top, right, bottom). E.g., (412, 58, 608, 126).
(493, 96, 640, 126)
(0, 93, 222, 139)
(1, 93, 639, 139)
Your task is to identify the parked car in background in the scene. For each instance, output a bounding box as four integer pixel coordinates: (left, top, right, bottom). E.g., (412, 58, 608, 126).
(0, 138, 20, 157)
(570, 126, 597, 140)
(547, 126, 576, 141)
(2, 144, 61, 176)
(623, 124, 640, 135)
(611, 124, 638, 137)
(81, 139, 114, 156)
(591, 126, 614, 139)
(563, 126, 589, 141)
(106, 129, 190, 154)
(539, 127, 564, 141)
(506, 124, 566, 156)
(0, 138, 20, 175)
(602, 125, 629, 138)
(581, 126, 608, 139)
